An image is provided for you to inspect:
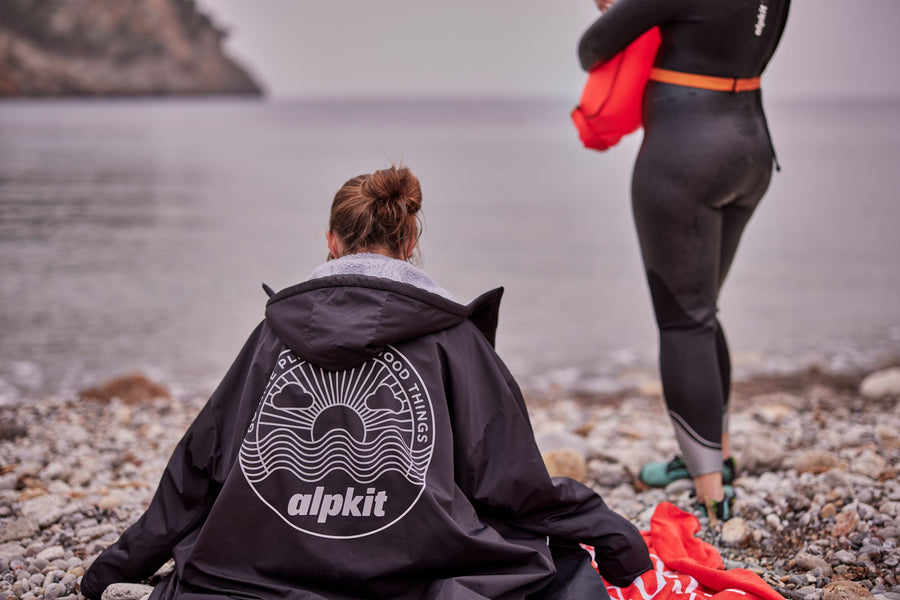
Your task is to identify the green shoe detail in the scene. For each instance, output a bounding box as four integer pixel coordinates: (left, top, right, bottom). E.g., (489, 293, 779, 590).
(639, 455, 737, 488)
(639, 455, 690, 487)
(722, 456, 737, 484)
(695, 485, 736, 524)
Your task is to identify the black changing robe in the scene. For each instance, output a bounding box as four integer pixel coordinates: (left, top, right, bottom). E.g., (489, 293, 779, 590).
(82, 274, 650, 600)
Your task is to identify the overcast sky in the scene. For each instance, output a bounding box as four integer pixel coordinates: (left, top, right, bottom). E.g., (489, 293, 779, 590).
(196, 0, 900, 101)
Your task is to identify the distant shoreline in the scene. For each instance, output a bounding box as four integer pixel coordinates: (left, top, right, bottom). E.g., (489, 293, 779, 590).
(2, 353, 898, 409)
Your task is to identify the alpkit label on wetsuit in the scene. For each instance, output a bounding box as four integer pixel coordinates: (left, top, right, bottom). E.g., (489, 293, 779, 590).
(239, 347, 435, 538)
(754, 0, 769, 36)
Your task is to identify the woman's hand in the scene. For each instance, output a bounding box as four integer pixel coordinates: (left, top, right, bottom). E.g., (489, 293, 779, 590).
(595, 0, 616, 10)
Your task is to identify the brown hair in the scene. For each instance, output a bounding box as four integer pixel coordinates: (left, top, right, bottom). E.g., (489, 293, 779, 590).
(329, 165, 422, 261)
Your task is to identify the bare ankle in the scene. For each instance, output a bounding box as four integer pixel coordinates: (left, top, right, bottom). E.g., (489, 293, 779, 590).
(693, 472, 724, 503)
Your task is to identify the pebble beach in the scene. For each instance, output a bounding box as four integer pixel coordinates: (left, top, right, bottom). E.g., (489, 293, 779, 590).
(1, 365, 898, 600)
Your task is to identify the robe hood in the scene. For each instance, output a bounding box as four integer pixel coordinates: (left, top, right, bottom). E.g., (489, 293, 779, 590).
(265, 274, 504, 371)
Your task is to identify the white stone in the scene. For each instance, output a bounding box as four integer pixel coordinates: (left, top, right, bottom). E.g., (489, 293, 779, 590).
(534, 429, 590, 456)
(39, 462, 68, 481)
(0, 541, 28, 561)
(19, 494, 65, 528)
(0, 518, 39, 543)
(36, 545, 65, 562)
(102, 583, 155, 600)
(792, 552, 833, 577)
(721, 517, 750, 547)
(849, 450, 888, 479)
(859, 367, 900, 398)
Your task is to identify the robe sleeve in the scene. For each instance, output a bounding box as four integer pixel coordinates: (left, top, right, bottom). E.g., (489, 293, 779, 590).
(81, 322, 277, 600)
(445, 326, 652, 588)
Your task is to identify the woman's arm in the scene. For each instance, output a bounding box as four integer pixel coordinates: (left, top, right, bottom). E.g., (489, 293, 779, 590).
(578, 0, 681, 71)
(80, 404, 223, 599)
(81, 323, 276, 599)
(445, 329, 652, 587)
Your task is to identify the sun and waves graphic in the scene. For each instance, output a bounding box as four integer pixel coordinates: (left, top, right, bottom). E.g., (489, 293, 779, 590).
(239, 347, 435, 538)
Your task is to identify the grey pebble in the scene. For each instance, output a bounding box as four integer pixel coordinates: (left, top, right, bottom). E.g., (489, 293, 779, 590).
(101, 583, 155, 600)
(36, 546, 65, 562)
(833, 549, 857, 564)
(0, 519, 39, 545)
(44, 569, 66, 584)
(75, 518, 100, 530)
(793, 552, 834, 577)
(60, 573, 77, 592)
(31, 558, 49, 571)
(0, 544, 27, 563)
(50, 559, 69, 570)
(860, 543, 883, 557)
(19, 495, 66, 529)
(0, 474, 17, 491)
(857, 488, 876, 505)
(44, 582, 66, 600)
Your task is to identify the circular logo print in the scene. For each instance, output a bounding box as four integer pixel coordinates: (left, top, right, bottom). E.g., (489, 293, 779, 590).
(239, 346, 435, 538)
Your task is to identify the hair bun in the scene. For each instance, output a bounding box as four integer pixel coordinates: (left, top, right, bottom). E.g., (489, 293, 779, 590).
(329, 164, 423, 261)
(362, 166, 422, 214)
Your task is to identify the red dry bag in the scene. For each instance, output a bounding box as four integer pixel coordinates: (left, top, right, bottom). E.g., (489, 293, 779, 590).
(571, 27, 661, 151)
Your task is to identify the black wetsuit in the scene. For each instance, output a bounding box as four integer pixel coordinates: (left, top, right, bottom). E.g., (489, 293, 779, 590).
(579, 0, 790, 477)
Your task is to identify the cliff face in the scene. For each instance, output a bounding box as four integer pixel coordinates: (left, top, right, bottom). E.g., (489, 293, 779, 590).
(0, 0, 262, 97)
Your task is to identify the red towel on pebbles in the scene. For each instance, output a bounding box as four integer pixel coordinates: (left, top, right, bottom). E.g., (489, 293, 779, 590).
(590, 502, 783, 600)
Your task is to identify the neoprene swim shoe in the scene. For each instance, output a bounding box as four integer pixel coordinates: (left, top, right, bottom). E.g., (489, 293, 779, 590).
(639, 455, 736, 487)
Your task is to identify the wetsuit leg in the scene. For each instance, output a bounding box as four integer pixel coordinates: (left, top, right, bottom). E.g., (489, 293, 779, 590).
(715, 191, 768, 436)
(715, 322, 731, 434)
(632, 86, 773, 477)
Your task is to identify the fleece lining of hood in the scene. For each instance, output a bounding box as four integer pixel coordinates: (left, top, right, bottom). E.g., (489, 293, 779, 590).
(309, 253, 455, 301)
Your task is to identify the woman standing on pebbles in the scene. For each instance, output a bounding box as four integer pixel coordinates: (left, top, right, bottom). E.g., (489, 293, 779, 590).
(81, 164, 650, 600)
(578, 0, 790, 520)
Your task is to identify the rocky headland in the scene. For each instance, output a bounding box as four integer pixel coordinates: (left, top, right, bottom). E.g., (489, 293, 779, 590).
(0, 0, 261, 97)
(0, 366, 898, 600)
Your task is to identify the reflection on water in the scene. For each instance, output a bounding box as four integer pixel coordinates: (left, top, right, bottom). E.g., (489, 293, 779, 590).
(1, 98, 898, 401)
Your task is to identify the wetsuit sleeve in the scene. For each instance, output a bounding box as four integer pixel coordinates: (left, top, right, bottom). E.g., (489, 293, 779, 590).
(578, 0, 682, 71)
(80, 322, 275, 600)
(446, 329, 652, 587)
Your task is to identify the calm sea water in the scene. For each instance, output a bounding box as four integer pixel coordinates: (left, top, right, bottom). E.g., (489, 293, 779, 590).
(1, 98, 899, 401)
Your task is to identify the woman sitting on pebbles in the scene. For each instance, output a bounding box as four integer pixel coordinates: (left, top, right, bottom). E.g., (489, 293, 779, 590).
(81, 164, 650, 600)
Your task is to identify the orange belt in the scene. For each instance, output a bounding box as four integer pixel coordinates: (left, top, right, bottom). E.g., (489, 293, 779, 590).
(649, 68, 761, 92)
